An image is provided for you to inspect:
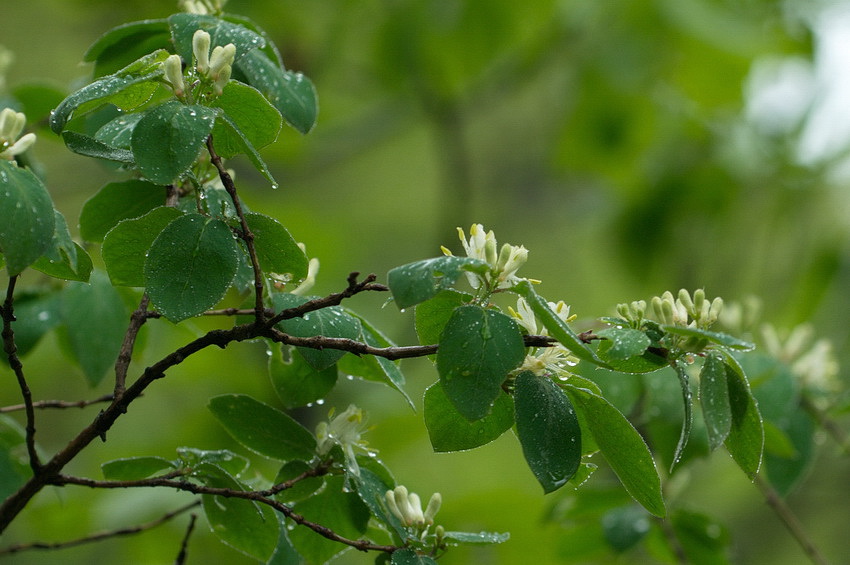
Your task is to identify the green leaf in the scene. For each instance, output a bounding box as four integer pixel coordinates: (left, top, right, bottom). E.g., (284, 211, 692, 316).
(670, 363, 693, 472)
(197, 462, 280, 562)
(424, 382, 514, 452)
(80, 179, 166, 243)
(721, 354, 764, 479)
(355, 467, 405, 540)
(83, 19, 171, 77)
(514, 371, 581, 493)
(595, 327, 651, 360)
(436, 305, 525, 421)
(273, 460, 325, 503)
(176, 447, 249, 477)
(131, 102, 217, 185)
(49, 50, 169, 133)
(0, 160, 56, 275)
(168, 13, 265, 66)
(101, 457, 176, 480)
(103, 206, 183, 287)
(0, 416, 32, 499)
(59, 271, 128, 386)
(210, 111, 277, 186)
(269, 345, 337, 409)
(144, 213, 238, 321)
(289, 475, 370, 564)
(211, 81, 282, 154)
(272, 293, 363, 371)
(0, 291, 61, 358)
(514, 280, 607, 367)
(700, 352, 732, 451)
(662, 325, 755, 352)
(414, 289, 471, 347)
(388, 256, 488, 309)
(441, 531, 511, 545)
(764, 410, 814, 495)
(94, 113, 144, 149)
(391, 549, 439, 565)
(235, 50, 319, 134)
(31, 211, 93, 282)
(244, 212, 308, 280)
(564, 384, 665, 517)
(208, 394, 316, 461)
(60, 131, 135, 164)
(670, 509, 731, 564)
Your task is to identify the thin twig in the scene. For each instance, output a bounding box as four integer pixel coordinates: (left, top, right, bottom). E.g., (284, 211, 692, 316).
(206, 135, 265, 324)
(114, 294, 151, 396)
(174, 513, 197, 565)
(0, 394, 114, 413)
(55, 474, 398, 554)
(755, 475, 832, 565)
(801, 395, 850, 456)
(0, 275, 41, 473)
(204, 307, 276, 317)
(0, 501, 200, 555)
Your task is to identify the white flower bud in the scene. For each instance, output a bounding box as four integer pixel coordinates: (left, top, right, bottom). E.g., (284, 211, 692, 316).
(0, 108, 25, 141)
(193, 30, 211, 75)
(213, 63, 231, 96)
(163, 54, 185, 96)
(209, 43, 236, 78)
(677, 289, 694, 316)
(1, 132, 36, 159)
(423, 492, 441, 525)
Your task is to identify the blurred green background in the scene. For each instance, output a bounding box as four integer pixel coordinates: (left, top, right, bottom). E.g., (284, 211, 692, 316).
(2, 0, 849, 563)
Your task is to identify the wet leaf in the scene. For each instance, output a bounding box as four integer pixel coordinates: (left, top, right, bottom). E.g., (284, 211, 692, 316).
(0, 160, 56, 275)
(424, 382, 514, 452)
(103, 206, 182, 287)
(388, 256, 488, 309)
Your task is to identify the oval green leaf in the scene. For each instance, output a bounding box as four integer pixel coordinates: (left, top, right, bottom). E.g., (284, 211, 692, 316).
(211, 81, 282, 155)
(720, 353, 764, 479)
(144, 213, 238, 321)
(436, 305, 526, 421)
(564, 384, 665, 517)
(388, 256, 488, 309)
(700, 352, 732, 451)
(269, 345, 337, 409)
(103, 206, 183, 287)
(207, 394, 316, 461)
(0, 160, 56, 275)
(244, 212, 308, 280)
(424, 382, 514, 452)
(514, 371, 581, 493)
(80, 179, 165, 243)
(101, 456, 176, 480)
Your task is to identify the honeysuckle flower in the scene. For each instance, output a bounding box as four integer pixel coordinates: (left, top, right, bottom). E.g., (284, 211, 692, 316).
(163, 54, 185, 97)
(760, 323, 840, 397)
(315, 405, 374, 478)
(650, 289, 723, 329)
(192, 30, 211, 74)
(509, 297, 579, 377)
(291, 257, 320, 296)
(209, 44, 236, 79)
(0, 108, 36, 160)
(385, 485, 442, 531)
(443, 224, 530, 291)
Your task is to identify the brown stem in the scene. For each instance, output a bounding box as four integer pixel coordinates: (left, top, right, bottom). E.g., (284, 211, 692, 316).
(755, 475, 832, 565)
(174, 512, 198, 565)
(1, 275, 41, 473)
(0, 394, 114, 413)
(206, 135, 265, 323)
(0, 501, 200, 555)
(55, 474, 398, 554)
(114, 294, 151, 396)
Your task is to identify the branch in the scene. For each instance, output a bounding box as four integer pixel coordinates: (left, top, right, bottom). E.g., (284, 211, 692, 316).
(265, 272, 389, 327)
(0, 394, 114, 414)
(114, 294, 151, 396)
(55, 474, 399, 554)
(0, 501, 200, 555)
(174, 512, 198, 565)
(206, 135, 265, 323)
(0, 275, 41, 473)
(755, 475, 833, 565)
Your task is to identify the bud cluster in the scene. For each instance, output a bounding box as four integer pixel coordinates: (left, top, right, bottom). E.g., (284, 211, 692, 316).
(179, 0, 226, 15)
(163, 30, 236, 100)
(0, 108, 36, 160)
(442, 224, 530, 292)
(650, 289, 723, 329)
(384, 485, 442, 535)
(615, 299, 647, 327)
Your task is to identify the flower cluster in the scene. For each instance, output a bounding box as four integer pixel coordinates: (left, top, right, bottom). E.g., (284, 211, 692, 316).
(385, 485, 442, 536)
(761, 323, 839, 396)
(442, 224, 529, 292)
(163, 30, 236, 99)
(315, 405, 374, 478)
(0, 108, 35, 160)
(650, 289, 723, 329)
(509, 297, 579, 378)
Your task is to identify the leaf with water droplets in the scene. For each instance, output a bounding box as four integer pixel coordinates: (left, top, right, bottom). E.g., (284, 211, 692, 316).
(244, 212, 307, 280)
(168, 13, 265, 66)
(670, 363, 693, 473)
(388, 256, 488, 310)
(80, 179, 166, 243)
(0, 160, 56, 275)
(424, 381, 514, 452)
(61, 131, 135, 164)
(514, 371, 581, 493)
(437, 305, 525, 421)
(103, 206, 182, 287)
(564, 383, 665, 517)
(144, 213, 238, 321)
(720, 353, 764, 479)
(131, 102, 217, 185)
(700, 352, 732, 451)
(31, 211, 93, 282)
(268, 345, 337, 409)
(84, 19, 171, 77)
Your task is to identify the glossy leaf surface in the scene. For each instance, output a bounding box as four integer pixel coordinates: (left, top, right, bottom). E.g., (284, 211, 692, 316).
(0, 160, 56, 275)
(388, 256, 488, 309)
(424, 382, 514, 452)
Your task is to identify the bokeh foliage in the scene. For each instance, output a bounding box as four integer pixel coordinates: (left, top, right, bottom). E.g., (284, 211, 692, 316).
(2, 0, 849, 563)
